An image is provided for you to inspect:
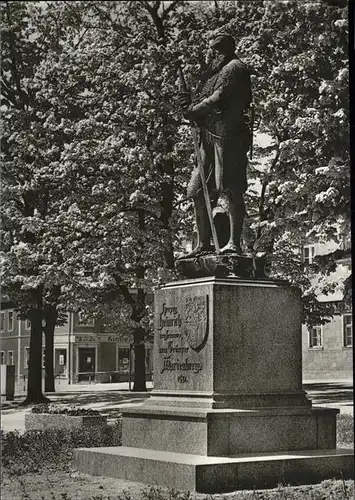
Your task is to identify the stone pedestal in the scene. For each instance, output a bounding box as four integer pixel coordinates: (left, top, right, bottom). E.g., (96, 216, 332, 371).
(74, 277, 354, 492)
(149, 277, 307, 409)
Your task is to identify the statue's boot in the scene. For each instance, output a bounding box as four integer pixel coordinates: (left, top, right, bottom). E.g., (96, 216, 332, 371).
(183, 194, 214, 258)
(220, 193, 245, 255)
(221, 243, 243, 255)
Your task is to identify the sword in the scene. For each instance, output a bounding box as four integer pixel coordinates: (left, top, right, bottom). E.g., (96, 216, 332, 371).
(176, 62, 220, 255)
(249, 102, 255, 160)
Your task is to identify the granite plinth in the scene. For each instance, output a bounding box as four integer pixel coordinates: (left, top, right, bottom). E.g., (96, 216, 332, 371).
(175, 253, 266, 279)
(74, 446, 354, 493)
(152, 277, 308, 407)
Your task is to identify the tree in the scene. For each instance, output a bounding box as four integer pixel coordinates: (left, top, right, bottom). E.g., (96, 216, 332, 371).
(1, 1, 89, 402)
(1, 0, 191, 396)
(50, 0, 192, 391)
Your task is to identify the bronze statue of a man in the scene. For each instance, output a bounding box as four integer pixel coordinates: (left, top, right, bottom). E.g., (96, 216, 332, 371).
(180, 33, 252, 257)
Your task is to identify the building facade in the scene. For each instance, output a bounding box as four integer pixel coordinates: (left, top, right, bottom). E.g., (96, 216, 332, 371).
(301, 237, 352, 381)
(0, 303, 153, 392)
(302, 309, 352, 380)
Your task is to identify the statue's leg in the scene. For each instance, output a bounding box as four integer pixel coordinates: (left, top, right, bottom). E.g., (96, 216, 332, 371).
(213, 132, 248, 255)
(194, 192, 212, 250)
(220, 190, 245, 254)
(182, 192, 213, 258)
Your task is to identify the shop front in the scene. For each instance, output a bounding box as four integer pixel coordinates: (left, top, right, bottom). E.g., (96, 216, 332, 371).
(69, 333, 152, 384)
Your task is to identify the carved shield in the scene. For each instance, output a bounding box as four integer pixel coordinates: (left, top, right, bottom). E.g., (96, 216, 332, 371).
(182, 295, 209, 352)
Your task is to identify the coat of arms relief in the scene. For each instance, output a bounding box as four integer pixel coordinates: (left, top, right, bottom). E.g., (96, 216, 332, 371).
(182, 295, 209, 352)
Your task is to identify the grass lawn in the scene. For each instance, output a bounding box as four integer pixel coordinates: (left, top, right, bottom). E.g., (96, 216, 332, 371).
(1, 414, 353, 500)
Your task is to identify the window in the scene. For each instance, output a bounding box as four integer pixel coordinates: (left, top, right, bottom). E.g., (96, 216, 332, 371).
(309, 326, 322, 348)
(343, 314, 353, 347)
(7, 350, 13, 365)
(78, 312, 94, 326)
(1, 352, 4, 364)
(0, 312, 5, 331)
(24, 347, 30, 368)
(56, 349, 67, 366)
(8, 311, 14, 332)
(303, 245, 315, 265)
(26, 319, 31, 330)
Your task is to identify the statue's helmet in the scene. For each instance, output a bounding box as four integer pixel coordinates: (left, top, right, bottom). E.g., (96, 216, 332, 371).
(209, 33, 236, 53)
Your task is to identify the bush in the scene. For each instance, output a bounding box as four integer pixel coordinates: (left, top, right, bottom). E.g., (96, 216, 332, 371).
(1, 418, 122, 475)
(337, 414, 354, 446)
(31, 403, 100, 416)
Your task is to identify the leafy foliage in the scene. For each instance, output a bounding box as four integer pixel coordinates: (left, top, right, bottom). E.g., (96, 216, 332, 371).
(1, 420, 122, 475)
(31, 403, 101, 416)
(337, 414, 354, 448)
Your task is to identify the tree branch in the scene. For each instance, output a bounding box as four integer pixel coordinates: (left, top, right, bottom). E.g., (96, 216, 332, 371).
(213, 0, 220, 16)
(5, 2, 26, 109)
(1, 80, 18, 106)
(113, 275, 136, 310)
(161, 0, 181, 20)
(256, 140, 280, 244)
(139, 1, 154, 14)
(139, 0, 165, 39)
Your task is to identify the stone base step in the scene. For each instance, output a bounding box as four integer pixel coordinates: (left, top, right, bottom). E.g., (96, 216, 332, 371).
(121, 405, 339, 455)
(74, 446, 354, 493)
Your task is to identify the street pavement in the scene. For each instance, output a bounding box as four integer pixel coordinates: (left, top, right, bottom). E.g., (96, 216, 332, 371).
(1, 380, 352, 434)
(1, 382, 153, 433)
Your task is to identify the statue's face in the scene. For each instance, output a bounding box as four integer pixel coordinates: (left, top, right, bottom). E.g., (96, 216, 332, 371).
(205, 41, 227, 68)
(209, 39, 224, 52)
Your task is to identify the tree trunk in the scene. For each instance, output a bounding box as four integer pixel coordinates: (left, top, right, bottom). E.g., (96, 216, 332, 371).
(22, 308, 49, 405)
(133, 327, 147, 392)
(44, 306, 57, 393)
(131, 212, 148, 392)
(133, 332, 147, 392)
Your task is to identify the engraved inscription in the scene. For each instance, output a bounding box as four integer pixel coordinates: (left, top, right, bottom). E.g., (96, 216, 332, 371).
(159, 341, 189, 359)
(158, 304, 182, 330)
(157, 295, 209, 383)
(160, 359, 202, 374)
(159, 332, 182, 341)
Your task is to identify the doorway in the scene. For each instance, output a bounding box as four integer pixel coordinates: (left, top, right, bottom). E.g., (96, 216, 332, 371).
(78, 347, 95, 382)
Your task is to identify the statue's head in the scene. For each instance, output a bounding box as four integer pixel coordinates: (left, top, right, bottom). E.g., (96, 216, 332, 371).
(209, 33, 235, 56)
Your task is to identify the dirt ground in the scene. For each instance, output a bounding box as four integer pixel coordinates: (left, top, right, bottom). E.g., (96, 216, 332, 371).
(1, 471, 354, 500)
(1, 470, 148, 500)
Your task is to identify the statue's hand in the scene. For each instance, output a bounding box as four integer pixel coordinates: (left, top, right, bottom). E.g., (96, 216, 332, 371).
(177, 92, 191, 109)
(183, 106, 196, 121)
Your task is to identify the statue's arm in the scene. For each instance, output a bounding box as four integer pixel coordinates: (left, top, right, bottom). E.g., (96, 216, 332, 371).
(186, 61, 243, 119)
